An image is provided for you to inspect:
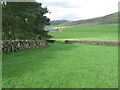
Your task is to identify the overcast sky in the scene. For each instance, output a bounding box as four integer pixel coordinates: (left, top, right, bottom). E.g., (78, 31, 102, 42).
(36, 0, 119, 21)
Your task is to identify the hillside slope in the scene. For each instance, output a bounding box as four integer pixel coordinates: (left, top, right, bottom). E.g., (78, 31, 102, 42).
(50, 12, 118, 26)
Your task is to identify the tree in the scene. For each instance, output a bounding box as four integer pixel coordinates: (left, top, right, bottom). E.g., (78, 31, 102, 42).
(2, 2, 50, 40)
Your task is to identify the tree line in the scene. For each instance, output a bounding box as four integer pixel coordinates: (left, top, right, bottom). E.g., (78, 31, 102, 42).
(2, 2, 52, 40)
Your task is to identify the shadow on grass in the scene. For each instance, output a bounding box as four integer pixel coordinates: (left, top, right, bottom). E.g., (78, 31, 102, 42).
(2, 43, 79, 78)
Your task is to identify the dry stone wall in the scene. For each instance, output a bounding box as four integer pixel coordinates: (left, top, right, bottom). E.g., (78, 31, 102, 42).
(65, 40, 120, 46)
(2, 40, 47, 53)
(1, 40, 119, 53)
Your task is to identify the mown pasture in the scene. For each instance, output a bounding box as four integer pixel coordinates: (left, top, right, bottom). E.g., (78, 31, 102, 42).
(49, 24, 118, 41)
(3, 24, 118, 88)
(3, 43, 118, 88)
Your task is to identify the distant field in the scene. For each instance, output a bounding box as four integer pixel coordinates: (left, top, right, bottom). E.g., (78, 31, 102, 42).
(46, 26, 74, 29)
(48, 24, 118, 41)
(3, 44, 118, 88)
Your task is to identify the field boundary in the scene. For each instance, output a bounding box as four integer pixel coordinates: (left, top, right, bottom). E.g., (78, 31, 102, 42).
(2, 40, 48, 53)
(46, 40, 120, 46)
(64, 40, 120, 46)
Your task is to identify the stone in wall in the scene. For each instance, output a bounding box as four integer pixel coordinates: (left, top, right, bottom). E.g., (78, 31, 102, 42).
(2, 40, 48, 53)
(64, 40, 120, 46)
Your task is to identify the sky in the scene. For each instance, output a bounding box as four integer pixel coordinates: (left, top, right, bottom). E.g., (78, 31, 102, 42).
(36, 0, 119, 21)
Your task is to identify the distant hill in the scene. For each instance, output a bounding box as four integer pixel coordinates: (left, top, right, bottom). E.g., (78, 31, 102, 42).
(50, 12, 118, 26)
(50, 20, 69, 26)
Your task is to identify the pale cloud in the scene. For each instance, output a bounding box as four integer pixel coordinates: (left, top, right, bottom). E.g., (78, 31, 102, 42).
(42, 2, 73, 8)
(36, 0, 119, 20)
(61, 13, 81, 20)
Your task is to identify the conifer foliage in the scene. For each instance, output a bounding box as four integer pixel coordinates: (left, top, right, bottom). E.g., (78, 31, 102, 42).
(2, 2, 50, 40)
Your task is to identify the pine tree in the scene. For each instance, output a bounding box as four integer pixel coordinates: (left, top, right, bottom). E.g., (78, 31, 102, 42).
(2, 2, 50, 40)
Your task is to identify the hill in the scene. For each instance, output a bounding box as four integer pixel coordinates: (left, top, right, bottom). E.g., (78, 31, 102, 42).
(50, 12, 118, 26)
(50, 20, 69, 26)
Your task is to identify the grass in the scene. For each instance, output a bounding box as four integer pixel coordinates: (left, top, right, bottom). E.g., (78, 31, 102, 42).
(3, 43, 118, 88)
(49, 24, 118, 41)
(46, 26, 75, 29)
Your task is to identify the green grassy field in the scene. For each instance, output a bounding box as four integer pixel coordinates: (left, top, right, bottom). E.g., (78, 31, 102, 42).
(3, 43, 118, 88)
(49, 24, 118, 41)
